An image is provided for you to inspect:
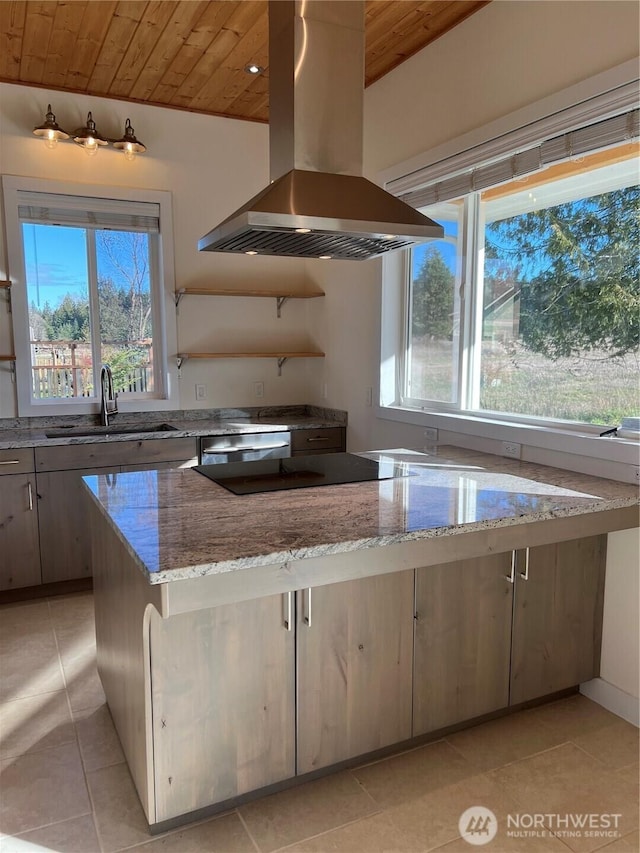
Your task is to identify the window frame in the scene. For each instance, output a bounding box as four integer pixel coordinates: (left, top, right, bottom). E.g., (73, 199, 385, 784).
(399, 156, 638, 432)
(2, 176, 179, 416)
(377, 59, 639, 472)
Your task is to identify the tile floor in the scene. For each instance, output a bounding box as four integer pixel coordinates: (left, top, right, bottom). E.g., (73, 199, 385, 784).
(0, 592, 638, 853)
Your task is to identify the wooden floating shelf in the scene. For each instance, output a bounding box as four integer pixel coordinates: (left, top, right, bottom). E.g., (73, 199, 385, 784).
(176, 351, 325, 375)
(0, 355, 16, 361)
(0, 281, 11, 288)
(174, 287, 324, 317)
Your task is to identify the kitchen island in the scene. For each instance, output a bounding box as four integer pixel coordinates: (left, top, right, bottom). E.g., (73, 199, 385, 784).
(85, 448, 638, 831)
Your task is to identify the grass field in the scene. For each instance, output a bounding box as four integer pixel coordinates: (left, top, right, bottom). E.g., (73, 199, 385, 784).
(409, 337, 639, 426)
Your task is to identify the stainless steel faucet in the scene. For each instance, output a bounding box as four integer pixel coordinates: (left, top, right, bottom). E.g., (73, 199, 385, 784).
(99, 364, 118, 426)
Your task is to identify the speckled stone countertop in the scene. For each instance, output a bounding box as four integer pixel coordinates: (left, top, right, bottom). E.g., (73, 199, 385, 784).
(0, 405, 346, 449)
(84, 447, 639, 586)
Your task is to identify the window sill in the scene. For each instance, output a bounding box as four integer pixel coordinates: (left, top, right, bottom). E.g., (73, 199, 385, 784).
(377, 404, 639, 474)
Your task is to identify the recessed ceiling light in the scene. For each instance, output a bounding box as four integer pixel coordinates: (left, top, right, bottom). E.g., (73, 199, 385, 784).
(295, 228, 311, 233)
(244, 63, 264, 75)
(245, 250, 258, 255)
(382, 234, 396, 240)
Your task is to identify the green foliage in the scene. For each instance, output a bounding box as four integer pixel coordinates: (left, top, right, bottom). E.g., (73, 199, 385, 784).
(411, 245, 455, 339)
(33, 294, 90, 342)
(486, 186, 640, 359)
(103, 345, 150, 393)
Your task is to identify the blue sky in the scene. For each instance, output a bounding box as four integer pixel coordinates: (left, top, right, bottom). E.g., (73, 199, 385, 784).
(412, 220, 458, 278)
(23, 224, 148, 310)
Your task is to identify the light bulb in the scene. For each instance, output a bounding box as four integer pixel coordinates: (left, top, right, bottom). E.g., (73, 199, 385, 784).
(84, 138, 98, 156)
(44, 130, 58, 150)
(124, 143, 135, 162)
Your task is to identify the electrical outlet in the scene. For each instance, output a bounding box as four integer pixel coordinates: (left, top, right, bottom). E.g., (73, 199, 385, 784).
(322, 383, 328, 399)
(501, 440, 521, 459)
(634, 466, 640, 482)
(195, 383, 206, 401)
(253, 381, 264, 399)
(365, 386, 373, 407)
(424, 427, 438, 442)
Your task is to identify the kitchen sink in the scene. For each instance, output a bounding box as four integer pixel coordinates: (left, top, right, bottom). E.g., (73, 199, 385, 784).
(45, 423, 179, 438)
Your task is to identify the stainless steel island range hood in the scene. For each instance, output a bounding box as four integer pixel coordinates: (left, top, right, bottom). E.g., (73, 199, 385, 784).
(199, 0, 443, 261)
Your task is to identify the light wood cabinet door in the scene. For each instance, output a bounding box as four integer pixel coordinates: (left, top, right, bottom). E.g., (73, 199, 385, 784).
(510, 535, 607, 705)
(150, 594, 295, 823)
(296, 571, 414, 774)
(413, 553, 513, 736)
(0, 473, 41, 590)
(36, 467, 112, 583)
(37, 438, 197, 582)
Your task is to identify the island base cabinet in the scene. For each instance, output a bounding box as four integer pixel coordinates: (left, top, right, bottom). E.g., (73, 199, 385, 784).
(149, 597, 295, 823)
(296, 571, 414, 775)
(413, 553, 513, 736)
(510, 535, 606, 705)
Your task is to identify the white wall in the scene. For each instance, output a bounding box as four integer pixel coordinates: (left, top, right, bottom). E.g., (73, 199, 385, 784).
(0, 83, 320, 418)
(363, 0, 640, 175)
(602, 529, 640, 700)
(581, 528, 640, 725)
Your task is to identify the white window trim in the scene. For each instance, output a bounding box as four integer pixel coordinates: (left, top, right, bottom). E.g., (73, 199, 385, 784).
(2, 175, 179, 416)
(377, 60, 640, 472)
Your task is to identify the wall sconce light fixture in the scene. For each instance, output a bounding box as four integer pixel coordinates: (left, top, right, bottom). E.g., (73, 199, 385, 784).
(33, 106, 147, 160)
(32, 104, 69, 149)
(112, 119, 146, 161)
(72, 112, 109, 156)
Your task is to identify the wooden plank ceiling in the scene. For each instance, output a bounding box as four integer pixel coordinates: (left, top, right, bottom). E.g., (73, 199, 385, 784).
(0, 1, 488, 122)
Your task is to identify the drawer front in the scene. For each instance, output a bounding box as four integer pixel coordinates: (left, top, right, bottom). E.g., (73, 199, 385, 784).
(0, 447, 35, 475)
(35, 437, 198, 472)
(291, 427, 345, 453)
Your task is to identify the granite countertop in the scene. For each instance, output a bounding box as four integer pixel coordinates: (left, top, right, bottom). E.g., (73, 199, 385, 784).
(0, 405, 346, 449)
(84, 447, 639, 585)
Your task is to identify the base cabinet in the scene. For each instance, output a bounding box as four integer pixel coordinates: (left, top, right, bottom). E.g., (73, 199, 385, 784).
(0, 472, 41, 591)
(92, 519, 611, 828)
(510, 536, 606, 704)
(296, 571, 414, 774)
(413, 536, 607, 735)
(150, 596, 295, 823)
(290, 427, 346, 457)
(413, 553, 513, 736)
(35, 438, 197, 583)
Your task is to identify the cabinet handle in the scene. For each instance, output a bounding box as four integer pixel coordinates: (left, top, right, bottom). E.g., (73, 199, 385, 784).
(306, 437, 330, 442)
(520, 547, 530, 581)
(303, 588, 312, 626)
(505, 551, 516, 584)
(27, 481, 33, 511)
(283, 591, 293, 631)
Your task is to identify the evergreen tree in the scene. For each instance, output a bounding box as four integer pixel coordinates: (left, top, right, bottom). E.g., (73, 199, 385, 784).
(486, 186, 639, 359)
(411, 246, 455, 339)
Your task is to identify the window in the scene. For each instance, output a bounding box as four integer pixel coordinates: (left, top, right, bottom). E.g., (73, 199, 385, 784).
(396, 119, 639, 431)
(3, 178, 178, 415)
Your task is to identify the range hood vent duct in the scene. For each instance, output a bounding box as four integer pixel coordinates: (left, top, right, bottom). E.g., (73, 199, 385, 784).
(199, 0, 443, 261)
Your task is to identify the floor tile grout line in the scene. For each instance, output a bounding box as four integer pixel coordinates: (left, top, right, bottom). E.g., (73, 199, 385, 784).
(8, 809, 95, 844)
(268, 810, 386, 853)
(52, 594, 107, 853)
(236, 808, 264, 853)
(348, 767, 387, 810)
(567, 738, 634, 773)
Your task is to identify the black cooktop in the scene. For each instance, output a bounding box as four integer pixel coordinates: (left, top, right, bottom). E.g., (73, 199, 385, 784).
(194, 452, 410, 495)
